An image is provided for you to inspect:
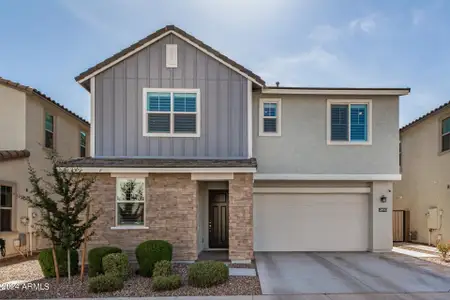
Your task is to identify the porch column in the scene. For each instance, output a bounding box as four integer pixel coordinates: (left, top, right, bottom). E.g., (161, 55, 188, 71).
(369, 181, 393, 252)
(228, 173, 254, 263)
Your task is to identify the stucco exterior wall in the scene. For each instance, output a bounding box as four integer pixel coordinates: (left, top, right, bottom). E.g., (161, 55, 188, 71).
(394, 107, 450, 245)
(0, 85, 26, 150)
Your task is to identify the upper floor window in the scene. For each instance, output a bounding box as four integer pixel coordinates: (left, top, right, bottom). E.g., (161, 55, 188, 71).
(259, 98, 281, 136)
(327, 99, 372, 145)
(143, 88, 200, 137)
(80, 131, 86, 157)
(441, 117, 450, 152)
(115, 178, 145, 227)
(45, 112, 54, 149)
(0, 184, 13, 232)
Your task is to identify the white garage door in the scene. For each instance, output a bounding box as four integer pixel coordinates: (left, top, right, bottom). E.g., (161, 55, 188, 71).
(254, 193, 369, 251)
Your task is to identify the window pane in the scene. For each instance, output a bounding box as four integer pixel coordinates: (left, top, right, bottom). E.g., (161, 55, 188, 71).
(263, 103, 277, 117)
(0, 209, 12, 231)
(45, 113, 54, 132)
(117, 179, 145, 202)
(117, 203, 144, 226)
(80, 146, 86, 157)
(147, 93, 171, 112)
(45, 130, 54, 148)
(350, 104, 367, 141)
(331, 104, 349, 141)
(147, 114, 170, 133)
(174, 93, 196, 112)
(174, 114, 196, 133)
(442, 135, 450, 152)
(80, 131, 86, 147)
(442, 118, 450, 134)
(1, 186, 12, 207)
(263, 118, 277, 133)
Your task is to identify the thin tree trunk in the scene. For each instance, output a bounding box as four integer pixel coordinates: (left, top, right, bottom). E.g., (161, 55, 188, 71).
(51, 244, 60, 284)
(67, 249, 71, 282)
(80, 205, 90, 282)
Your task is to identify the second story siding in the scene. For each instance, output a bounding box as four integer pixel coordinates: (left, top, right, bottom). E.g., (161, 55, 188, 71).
(0, 84, 26, 150)
(253, 93, 400, 174)
(93, 33, 248, 158)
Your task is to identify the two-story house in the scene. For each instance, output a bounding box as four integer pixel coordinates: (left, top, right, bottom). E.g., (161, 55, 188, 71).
(63, 25, 409, 263)
(394, 102, 450, 245)
(0, 77, 90, 258)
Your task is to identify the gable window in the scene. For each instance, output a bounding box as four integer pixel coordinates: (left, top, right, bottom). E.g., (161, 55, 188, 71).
(259, 98, 281, 136)
(441, 117, 450, 152)
(327, 99, 372, 145)
(143, 88, 200, 137)
(45, 112, 54, 149)
(80, 131, 86, 157)
(115, 178, 145, 227)
(0, 185, 13, 232)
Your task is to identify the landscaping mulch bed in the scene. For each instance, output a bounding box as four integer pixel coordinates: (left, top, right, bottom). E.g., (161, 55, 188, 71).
(395, 243, 450, 268)
(0, 261, 261, 299)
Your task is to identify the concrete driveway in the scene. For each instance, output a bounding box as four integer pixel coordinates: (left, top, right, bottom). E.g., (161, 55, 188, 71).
(255, 252, 450, 294)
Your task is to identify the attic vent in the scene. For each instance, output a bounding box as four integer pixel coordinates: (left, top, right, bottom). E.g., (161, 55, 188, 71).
(166, 44, 178, 68)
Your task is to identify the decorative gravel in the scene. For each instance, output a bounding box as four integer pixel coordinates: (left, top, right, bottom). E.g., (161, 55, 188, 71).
(395, 244, 450, 267)
(0, 261, 261, 299)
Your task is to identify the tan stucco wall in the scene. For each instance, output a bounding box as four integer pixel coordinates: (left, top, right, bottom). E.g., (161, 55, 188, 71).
(394, 107, 450, 245)
(0, 88, 90, 259)
(0, 85, 26, 150)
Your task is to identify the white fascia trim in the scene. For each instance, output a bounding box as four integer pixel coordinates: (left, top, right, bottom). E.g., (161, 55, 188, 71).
(68, 167, 257, 174)
(90, 77, 95, 157)
(253, 187, 371, 194)
(247, 80, 253, 157)
(259, 98, 282, 137)
(262, 88, 410, 96)
(78, 30, 264, 87)
(254, 173, 402, 181)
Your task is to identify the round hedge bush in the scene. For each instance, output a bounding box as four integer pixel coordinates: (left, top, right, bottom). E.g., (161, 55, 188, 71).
(151, 275, 181, 291)
(88, 274, 124, 293)
(153, 260, 172, 277)
(102, 252, 129, 280)
(135, 240, 172, 277)
(38, 247, 78, 278)
(88, 246, 122, 277)
(188, 261, 229, 288)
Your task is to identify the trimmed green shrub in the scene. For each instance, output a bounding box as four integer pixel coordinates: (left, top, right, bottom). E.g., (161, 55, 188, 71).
(188, 261, 229, 288)
(88, 246, 122, 277)
(88, 274, 124, 293)
(38, 247, 78, 278)
(153, 260, 172, 277)
(135, 240, 172, 277)
(152, 275, 182, 291)
(437, 242, 449, 260)
(102, 252, 129, 280)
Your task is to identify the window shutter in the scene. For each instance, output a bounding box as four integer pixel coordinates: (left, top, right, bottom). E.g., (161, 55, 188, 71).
(330, 105, 348, 141)
(350, 104, 367, 141)
(166, 44, 178, 68)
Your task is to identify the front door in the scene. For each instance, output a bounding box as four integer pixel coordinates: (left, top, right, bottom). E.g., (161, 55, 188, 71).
(209, 190, 229, 248)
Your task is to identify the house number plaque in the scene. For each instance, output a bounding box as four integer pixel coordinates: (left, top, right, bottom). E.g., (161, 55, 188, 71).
(378, 208, 388, 212)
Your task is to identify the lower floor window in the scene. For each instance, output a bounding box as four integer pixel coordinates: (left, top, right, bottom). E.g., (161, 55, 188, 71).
(116, 178, 145, 226)
(0, 185, 13, 232)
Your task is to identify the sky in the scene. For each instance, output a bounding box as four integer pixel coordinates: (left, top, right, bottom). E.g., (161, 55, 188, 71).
(1, 0, 449, 126)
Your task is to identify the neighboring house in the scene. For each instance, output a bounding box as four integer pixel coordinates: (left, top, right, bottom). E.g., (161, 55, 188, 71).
(394, 102, 450, 245)
(0, 77, 90, 258)
(64, 25, 409, 263)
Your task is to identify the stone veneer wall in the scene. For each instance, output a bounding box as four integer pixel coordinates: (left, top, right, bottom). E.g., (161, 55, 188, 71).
(88, 173, 198, 261)
(228, 173, 254, 261)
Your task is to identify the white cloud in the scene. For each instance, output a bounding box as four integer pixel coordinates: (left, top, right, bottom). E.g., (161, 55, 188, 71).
(308, 25, 341, 43)
(349, 14, 377, 33)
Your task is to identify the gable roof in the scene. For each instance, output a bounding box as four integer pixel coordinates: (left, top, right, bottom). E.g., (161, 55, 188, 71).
(75, 25, 265, 89)
(401, 100, 450, 133)
(0, 76, 89, 126)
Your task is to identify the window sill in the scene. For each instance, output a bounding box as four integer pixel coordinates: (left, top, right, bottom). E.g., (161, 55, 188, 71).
(110, 226, 149, 230)
(259, 132, 281, 137)
(438, 149, 450, 156)
(327, 141, 372, 146)
(143, 133, 200, 138)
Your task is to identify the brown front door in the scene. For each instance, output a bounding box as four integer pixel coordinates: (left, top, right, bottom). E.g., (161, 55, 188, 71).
(209, 190, 229, 248)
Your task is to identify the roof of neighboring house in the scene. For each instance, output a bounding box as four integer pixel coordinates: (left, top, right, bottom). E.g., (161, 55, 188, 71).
(60, 157, 257, 168)
(0, 76, 90, 126)
(401, 100, 450, 133)
(263, 86, 411, 96)
(75, 24, 265, 88)
(0, 150, 30, 162)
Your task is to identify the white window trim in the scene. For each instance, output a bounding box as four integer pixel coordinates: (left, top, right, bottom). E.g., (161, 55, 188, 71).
(44, 112, 55, 149)
(327, 99, 372, 146)
(440, 116, 450, 154)
(0, 182, 15, 232)
(259, 98, 282, 137)
(115, 178, 146, 228)
(142, 88, 201, 138)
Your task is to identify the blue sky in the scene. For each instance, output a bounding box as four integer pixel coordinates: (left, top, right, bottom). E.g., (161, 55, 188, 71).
(1, 0, 449, 126)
